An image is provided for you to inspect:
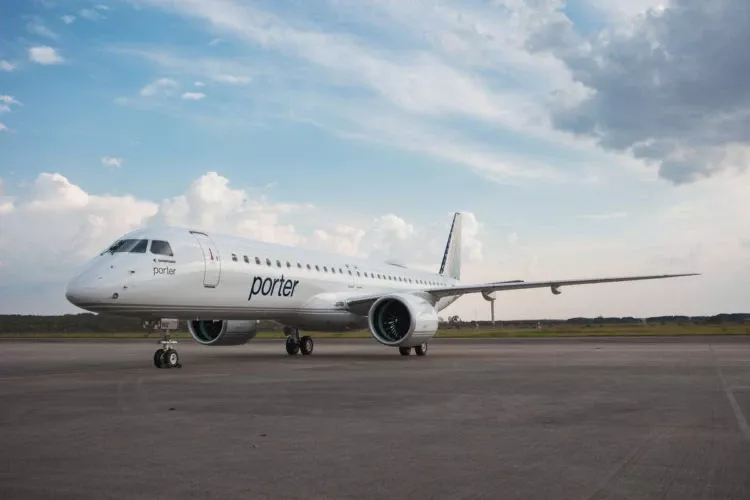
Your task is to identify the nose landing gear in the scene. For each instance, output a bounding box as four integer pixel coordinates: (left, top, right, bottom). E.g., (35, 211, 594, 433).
(145, 318, 182, 369)
(154, 336, 182, 369)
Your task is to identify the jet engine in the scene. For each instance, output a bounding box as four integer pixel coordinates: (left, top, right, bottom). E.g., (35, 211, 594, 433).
(367, 293, 439, 347)
(187, 320, 260, 346)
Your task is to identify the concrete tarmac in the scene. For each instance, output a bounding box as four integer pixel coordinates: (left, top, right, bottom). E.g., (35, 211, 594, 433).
(1, 337, 750, 499)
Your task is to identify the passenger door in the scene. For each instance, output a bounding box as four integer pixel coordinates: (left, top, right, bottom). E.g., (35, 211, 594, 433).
(190, 231, 221, 288)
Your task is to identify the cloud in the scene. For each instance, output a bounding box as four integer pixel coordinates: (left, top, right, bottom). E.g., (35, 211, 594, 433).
(530, 0, 750, 184)
(79, 8, 104, 21)
(139, 77, 178, 96)
(181, 92, 206, 100)
(61, 15, 76, 24)
(101, 156, 124, 167)
(1, 170, 748, 317)
(111, 48, 254, 85)
(194, 81, 205, 87)
(28, 46, 64, 64)
(0, 60, 14, 72)
(0, 105, 10, 114)
(27, 18, 58, 39)
(0, 95, 21, 106)
(0, 123, 7, 132)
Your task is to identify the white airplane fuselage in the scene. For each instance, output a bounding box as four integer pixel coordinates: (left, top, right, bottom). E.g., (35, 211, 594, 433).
(65, 226, 460, 332)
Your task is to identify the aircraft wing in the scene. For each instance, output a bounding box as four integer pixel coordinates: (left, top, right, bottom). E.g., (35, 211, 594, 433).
(344, 273, 699, 314)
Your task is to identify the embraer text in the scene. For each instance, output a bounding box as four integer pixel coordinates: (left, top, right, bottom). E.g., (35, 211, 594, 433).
(248, 275, 300, 301)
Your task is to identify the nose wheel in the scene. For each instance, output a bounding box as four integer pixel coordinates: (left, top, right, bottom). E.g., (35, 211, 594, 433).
(154, 334, 181, 369)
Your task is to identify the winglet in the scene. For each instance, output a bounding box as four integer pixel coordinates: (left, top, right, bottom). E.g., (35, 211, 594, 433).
(439, 212, 462, 280)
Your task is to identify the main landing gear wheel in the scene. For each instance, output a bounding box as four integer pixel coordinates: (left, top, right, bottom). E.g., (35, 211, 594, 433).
(284, 327, 314, 356)
(300, 336, 314, 355)
(398, 344, 428, 356)
(285, 336, 300, 355)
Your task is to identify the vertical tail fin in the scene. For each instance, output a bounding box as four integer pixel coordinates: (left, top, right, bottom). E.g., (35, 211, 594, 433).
(439, 212, 462, 280)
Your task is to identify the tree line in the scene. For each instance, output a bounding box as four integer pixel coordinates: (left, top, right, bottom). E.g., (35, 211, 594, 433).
(0, 312, 748, 334)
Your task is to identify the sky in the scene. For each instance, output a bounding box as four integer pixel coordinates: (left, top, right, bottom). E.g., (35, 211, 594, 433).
(0, 0, 748, 320)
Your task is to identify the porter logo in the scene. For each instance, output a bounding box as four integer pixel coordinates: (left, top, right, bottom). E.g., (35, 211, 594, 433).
(153, 266, 176, 276)
(248, 275, 300, 301)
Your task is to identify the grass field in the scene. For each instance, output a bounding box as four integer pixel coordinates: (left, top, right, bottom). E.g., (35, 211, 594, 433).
(1, 323, 749, 339)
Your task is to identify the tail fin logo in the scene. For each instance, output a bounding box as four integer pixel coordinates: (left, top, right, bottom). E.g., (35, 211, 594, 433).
(439, 212, 462, 280)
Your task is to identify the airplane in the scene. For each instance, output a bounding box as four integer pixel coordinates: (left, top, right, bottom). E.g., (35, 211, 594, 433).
(64, 212, 699, 369)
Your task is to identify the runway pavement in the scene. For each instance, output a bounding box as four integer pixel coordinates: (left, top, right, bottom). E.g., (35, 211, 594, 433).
(1, 337, 750, 499)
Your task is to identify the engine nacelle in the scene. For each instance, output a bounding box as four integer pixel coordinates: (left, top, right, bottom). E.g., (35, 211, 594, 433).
(367, 293, 439, 347)
(187, 320, 260, 346)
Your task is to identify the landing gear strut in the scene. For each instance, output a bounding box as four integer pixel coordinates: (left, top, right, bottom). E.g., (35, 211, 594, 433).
(398, 343, 428, 356)
(149, 319, 182, 369)
(284, 327, 314, 356)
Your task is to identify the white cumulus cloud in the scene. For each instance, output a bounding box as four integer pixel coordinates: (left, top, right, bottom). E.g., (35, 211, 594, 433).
(101, 156, 124, 167)
(0, 60, 14, 71)
(181, 92, 206, 100)
(0, 123, 7, 132)
(61, 15, 76, 24)
(139, 77, 178, 97)
(29, 46, 64, 65)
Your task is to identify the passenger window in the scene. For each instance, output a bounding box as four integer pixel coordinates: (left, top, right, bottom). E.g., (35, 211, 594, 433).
(357, 271, 361, 277)
(297, 262, 302, 268)
(315, 265, 320, 271)
(266, 258, 272, 266)
(150, 240, 174, 256)
(255, 257, 261, 265)
(231, 253, 238, 262)
(323, 266, 328, 272)
(306, 264, 311, 270)
(243, 255, 249, 263)
(348, 270, 352, 275)
(276, 260, 282, 268)
(286, 261, 291, 268)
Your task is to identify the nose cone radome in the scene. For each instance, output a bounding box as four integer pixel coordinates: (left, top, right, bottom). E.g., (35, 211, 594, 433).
(65, 275, 105, 310)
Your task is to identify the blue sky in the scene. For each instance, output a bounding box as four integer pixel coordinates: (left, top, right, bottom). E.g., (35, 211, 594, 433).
(1, 0, 748, 319)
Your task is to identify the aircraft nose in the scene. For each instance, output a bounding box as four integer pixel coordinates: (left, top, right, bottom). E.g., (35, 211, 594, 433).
(65, 275, 107, 308)
(65, 276, 89, 307)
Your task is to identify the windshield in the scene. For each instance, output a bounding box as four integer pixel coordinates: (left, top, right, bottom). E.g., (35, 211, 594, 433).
(101, 239, 149, 255)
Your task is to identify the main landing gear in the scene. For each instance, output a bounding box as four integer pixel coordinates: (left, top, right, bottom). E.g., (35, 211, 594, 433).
(153, 331, 182, 369)
(284, 327, 314, 356)
(399, 343, 428, 356)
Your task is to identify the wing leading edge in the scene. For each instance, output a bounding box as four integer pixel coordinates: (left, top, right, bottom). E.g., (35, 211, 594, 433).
(344, 273, 699, 313)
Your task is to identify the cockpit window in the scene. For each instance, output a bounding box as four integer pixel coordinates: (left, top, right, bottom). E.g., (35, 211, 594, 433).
(150, 240, 174, 257)
(103, 239, 149, 254)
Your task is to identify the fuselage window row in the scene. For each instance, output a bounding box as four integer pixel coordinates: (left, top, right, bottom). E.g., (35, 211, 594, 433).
(229, 251, 444, 286)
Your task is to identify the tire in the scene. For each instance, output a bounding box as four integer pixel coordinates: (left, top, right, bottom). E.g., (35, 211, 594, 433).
(414, 344, 428, 356)
(154, 349, 164, 368)
(300, 336, 314, 355)
(285, 337, 300, 355)
(398, 346, 411, 356)
(164, 349, 180, 368)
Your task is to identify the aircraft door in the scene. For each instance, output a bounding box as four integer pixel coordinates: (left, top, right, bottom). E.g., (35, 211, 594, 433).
(190, 231, 221, 288)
